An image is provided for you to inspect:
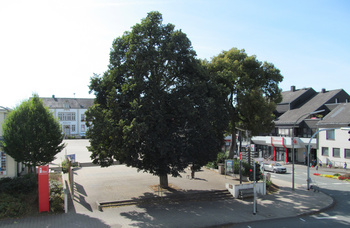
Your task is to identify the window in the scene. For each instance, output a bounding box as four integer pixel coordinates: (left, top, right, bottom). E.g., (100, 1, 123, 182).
(326, 130, 335, 140)
(81, 125, 85, 132)
(345, 149, 350, 158)
(72, 125, 76, 132)
(302, 128, 312, 138)
(322, 147, 329, 156)
(278, 128, 291, 137)
(64, 102, 70, 109)
(333, 148, 340, 157)
(58, 112, 76, 121)
(0, 151, 6, 175)
(81, 114, 85, 122)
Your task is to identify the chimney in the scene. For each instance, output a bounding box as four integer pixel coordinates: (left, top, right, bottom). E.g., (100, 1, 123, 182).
(291, 86, 296, 92)
(321, 88, 326, 93)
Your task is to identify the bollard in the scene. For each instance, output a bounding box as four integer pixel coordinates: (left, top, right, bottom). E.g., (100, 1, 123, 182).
(64, 188, 68, 213)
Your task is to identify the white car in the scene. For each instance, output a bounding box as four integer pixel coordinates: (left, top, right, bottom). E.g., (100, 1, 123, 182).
(262, 163, 287, 173)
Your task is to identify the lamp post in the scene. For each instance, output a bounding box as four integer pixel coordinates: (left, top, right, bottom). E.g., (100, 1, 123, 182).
(292, 109, 324, 191)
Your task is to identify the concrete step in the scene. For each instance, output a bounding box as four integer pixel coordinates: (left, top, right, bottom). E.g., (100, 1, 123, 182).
(97, 190, 232, 211)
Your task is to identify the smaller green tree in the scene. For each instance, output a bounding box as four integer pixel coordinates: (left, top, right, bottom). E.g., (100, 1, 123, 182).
(204, 48, 283, 158)
(1, 94, 65, 173)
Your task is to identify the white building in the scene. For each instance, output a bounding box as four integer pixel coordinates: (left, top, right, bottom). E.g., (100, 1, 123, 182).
(41, 96, 94, 138)
(316, 103, 350, 168)
(0, 106, 17, 178)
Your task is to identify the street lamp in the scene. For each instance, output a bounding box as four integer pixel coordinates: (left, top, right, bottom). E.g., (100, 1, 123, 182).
(292, 109, 324, 191)
(306, 126, 350, 190)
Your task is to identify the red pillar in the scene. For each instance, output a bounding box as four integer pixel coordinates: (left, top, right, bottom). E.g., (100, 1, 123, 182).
(271, 137, 276, 161)
(282, 137, 288, 163)
(38, 166, 49, 213)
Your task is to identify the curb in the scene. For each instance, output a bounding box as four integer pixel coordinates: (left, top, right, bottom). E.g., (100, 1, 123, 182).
(297, 189, 336, 217)
(206, 184, 336, 228)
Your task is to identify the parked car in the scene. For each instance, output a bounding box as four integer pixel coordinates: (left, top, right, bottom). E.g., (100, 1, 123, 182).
(262, 163, 287, 173)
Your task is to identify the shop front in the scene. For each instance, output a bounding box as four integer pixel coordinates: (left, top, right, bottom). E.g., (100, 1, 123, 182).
(252, 136, 316, 163)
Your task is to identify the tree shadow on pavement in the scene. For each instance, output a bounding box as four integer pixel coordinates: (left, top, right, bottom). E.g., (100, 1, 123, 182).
(118, 189, 253, 227)
(191, 177, 208, 182)
(257, 186, 332, 216)
(117, 185, 350, 227)
(74, 182, 93, 212)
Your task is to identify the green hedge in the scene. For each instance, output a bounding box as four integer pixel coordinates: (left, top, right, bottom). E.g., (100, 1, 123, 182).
(49, 179, 64, 213)
(0, 174, 38, 195)
(0, 173, 64, 218)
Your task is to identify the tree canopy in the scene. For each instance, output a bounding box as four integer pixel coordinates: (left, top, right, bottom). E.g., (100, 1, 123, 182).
(204, 48, 283, 158)
(86, 11, 228, 188)
(1, 94, 65, 173)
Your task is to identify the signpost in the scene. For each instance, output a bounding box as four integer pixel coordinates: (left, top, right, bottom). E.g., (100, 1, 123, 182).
(253, 164, 257, 215)
(66, 154, 76, 163)
(226, 160, 233, 173)
(239, 152, 242, 184)
(38, 166, 49, 212)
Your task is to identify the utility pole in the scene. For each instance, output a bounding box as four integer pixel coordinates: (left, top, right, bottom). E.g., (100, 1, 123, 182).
(253, 163, 257, 215)
(239, 131, 242, 184)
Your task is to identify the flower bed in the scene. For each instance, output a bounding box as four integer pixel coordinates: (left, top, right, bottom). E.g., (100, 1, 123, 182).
(314, 173, 350, 181)
(338, 176, 350, 180)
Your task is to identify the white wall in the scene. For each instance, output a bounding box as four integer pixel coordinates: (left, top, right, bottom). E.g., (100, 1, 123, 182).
(318, 128, 350, 167)
(0, 154, 17, 178)
(50, 108, 88, 136)
(0, 110, 18, 178)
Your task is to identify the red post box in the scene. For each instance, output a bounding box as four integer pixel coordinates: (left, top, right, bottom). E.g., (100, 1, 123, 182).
(38, 166, 49, 212)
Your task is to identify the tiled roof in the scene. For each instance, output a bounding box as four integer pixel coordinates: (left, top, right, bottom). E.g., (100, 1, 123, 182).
(276, 87, 315, 114)
(279, 87, 312, 104)
(0, 106, 11, 112)
(274, 89, 343, 125)
(317, 103, 350, 127)
(41, 97, 94, 109)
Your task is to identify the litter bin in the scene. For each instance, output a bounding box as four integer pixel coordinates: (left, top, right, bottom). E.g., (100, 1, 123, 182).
(218, 163, 225, 174)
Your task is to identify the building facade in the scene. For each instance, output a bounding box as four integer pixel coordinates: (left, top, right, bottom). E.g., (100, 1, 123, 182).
(0, 106, 17, 178)
(41, 96, 94, 137)
(251, 86, 350, 164)
(316, 103, 350, 168)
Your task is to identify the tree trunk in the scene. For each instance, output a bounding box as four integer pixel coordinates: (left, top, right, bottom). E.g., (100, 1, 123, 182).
(228, 128, 237, 159)
(159, 174, 168, 189)
(191, 166, 195, 179)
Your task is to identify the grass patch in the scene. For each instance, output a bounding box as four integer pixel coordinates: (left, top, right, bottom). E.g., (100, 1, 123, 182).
(266, 180, 279, 194)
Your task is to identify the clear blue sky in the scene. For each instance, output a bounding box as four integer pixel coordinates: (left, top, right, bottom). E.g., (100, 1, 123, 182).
(1, 0, 349, 108)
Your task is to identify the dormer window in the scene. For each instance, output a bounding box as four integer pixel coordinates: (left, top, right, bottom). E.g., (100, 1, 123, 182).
(64, 102, 70, 109)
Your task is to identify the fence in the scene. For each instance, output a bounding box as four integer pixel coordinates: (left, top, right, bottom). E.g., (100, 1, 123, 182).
(67, 158, 74, 199)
